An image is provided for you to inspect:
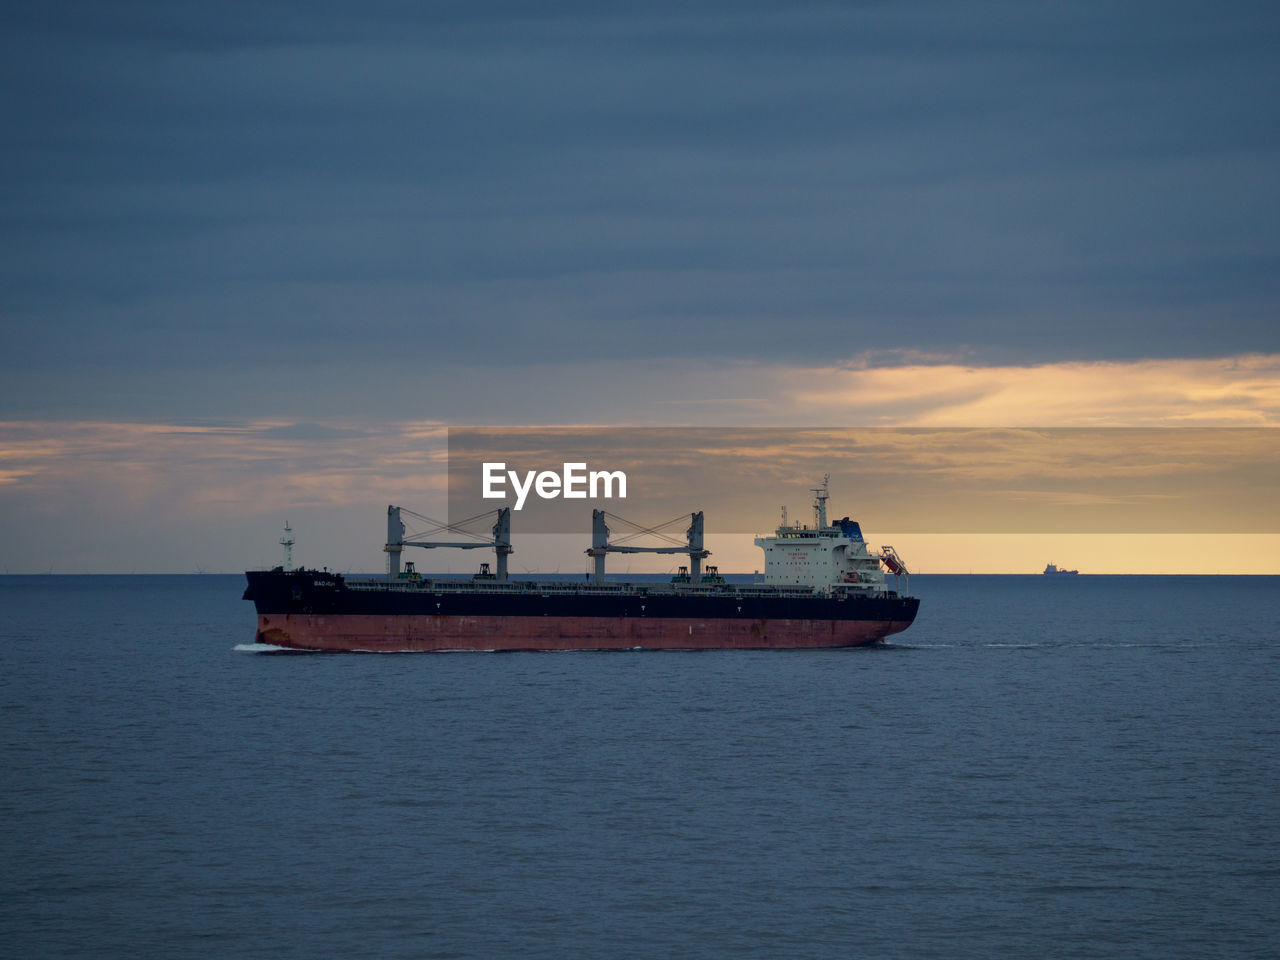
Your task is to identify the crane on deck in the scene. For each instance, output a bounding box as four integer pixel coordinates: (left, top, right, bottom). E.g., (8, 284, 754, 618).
(585, 509, 709, 583)
(384, 505, 512, 580)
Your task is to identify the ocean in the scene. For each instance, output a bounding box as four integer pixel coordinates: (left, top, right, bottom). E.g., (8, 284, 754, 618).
(2, 574, 1277, 959)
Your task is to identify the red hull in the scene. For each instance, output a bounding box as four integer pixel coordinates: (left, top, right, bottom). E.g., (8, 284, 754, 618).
(255, 613, 912, 652)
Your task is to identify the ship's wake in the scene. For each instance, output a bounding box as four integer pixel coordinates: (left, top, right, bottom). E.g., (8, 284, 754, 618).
(233, 642, 314, 654)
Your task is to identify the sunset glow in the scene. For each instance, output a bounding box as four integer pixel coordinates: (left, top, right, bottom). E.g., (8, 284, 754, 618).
(780, 353, 1280, 427)
(3, 353, 1278, 573)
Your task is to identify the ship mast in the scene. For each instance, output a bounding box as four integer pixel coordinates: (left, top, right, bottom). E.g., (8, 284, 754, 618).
(811, 475, 830, 529)
(279, 521, 295, 572)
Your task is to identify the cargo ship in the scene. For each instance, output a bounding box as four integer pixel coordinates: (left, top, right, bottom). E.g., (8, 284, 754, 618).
(243, 479, 918, 652)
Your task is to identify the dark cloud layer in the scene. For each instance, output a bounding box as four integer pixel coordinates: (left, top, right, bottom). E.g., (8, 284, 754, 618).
(3, 1, 1278, 416)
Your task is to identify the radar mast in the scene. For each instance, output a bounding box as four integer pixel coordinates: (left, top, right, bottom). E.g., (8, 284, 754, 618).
(811, 474, 830, 529)
(279, 521, 295, 571)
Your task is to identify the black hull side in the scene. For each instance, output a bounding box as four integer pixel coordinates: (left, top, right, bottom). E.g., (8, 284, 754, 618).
(243, 569, 920, 626)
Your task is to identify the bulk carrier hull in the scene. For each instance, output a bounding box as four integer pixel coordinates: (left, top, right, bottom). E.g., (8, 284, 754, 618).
(244, 569, 919, 653)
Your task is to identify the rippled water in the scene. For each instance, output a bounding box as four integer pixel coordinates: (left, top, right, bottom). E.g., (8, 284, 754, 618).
(2, 574, 1278, 958)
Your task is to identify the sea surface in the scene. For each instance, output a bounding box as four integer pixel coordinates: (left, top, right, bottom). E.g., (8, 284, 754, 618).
(2, 574, 1278, 959)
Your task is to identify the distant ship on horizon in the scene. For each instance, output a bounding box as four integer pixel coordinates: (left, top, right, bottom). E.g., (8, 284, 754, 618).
(1043, 563, 1079, 576)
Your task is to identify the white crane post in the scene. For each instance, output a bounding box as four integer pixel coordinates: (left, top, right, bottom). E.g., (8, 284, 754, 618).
(385, 505, 404, 578)
(687, 511, 704, 579)
(590, 509, 609, 582)
(492, 508, 512, 581)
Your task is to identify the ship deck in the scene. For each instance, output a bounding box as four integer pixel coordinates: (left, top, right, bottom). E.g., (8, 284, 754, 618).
(343, 576, 896, 600)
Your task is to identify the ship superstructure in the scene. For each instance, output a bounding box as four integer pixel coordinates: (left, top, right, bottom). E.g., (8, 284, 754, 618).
(755, 476, 908, 597)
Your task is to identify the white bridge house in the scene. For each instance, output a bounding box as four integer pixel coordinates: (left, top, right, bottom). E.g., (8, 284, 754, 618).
(754, 477, 908, 596)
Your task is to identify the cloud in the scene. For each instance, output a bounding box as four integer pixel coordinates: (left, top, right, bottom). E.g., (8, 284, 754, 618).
(0, 418, 455, 572)
(778, 354, 1280, 426)
(3, 395, 1279, 570)
(0, 418, 447, 515)
(3, 0, 1279, 420)
(254, 422, 372, 441)
(445, 422, 1280, 539)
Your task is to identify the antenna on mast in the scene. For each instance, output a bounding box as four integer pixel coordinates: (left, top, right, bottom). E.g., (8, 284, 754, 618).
(811, 474, 830, 529)
(279, 521, 295, 571)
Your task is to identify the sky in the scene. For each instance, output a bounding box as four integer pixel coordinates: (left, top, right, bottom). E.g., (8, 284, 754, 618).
(1, 1, 1278, 573)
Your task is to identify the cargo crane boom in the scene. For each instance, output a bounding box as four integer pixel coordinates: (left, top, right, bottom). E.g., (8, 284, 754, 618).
(385, 505, 512, 580)
(585, 509, 709, 583)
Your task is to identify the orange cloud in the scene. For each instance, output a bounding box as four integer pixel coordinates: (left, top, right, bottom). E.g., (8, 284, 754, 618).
(778, 354, 1280, 426)
(3, 354, 1278, 572)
